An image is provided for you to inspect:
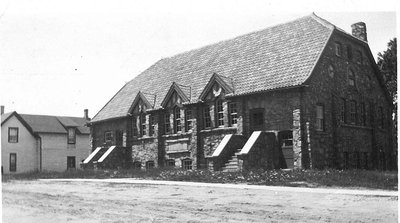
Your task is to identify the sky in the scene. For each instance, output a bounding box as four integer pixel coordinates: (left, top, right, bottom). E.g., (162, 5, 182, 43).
(0, 0, 398, 118)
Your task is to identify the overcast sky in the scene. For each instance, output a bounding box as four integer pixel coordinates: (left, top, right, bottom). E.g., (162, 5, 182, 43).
(0, 0, 397, 118)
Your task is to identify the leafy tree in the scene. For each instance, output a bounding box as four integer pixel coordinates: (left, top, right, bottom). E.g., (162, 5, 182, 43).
(377, 38, 397, 127)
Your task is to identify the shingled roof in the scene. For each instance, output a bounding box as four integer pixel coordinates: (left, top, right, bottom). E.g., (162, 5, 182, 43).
(1, 112, 90, 135)
(92, 13, 338, 123)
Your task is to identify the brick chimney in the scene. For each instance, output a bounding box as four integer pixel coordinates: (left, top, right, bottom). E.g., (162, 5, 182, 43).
(1, 105, 4, 115)
(351, 22, 367, 42)
(84, 109, 90, 120)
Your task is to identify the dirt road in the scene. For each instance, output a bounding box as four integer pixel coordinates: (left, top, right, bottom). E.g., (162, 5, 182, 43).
(2, 179, 398, 222)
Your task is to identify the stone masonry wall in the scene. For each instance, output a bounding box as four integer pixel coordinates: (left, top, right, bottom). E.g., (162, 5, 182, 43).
(304, 31, 393, 169)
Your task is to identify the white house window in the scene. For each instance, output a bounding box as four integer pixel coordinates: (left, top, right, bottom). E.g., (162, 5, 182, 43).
(316, 104, 324, 131)
(228, 102, 238, 126)
(216, 100, 224, 127)
(185, 109, 193, 131)
(203, 106, 211, 129)
(9, 153, 16, 172)
(67, 128, 76, 144)
(8, 127, 18, 143)
(174, 107, 182, 133)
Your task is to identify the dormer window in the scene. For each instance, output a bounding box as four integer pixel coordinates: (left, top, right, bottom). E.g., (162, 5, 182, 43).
(216, 100, 224, 127)
(174, 107, 182, 133)
(67, 128, 76, 144)
(140, 114, 146, 136)
(335, 42, 342, 57)
(348, 69, 356, 86)
(203, 105, 212, 129)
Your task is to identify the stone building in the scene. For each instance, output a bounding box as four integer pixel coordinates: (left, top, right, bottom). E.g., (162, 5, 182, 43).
(85, 14, 395, 171)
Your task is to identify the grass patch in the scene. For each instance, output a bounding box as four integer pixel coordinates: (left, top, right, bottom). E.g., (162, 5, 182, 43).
(2, 168, 397, 190)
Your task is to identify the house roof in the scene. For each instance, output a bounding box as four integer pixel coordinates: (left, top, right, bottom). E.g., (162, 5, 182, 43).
(91, 13, 365, 123)
(1, 112, 90, 135)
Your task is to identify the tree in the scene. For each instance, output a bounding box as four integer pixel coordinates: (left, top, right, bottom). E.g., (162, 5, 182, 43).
(377, 38, 397, 169)
(377, 38, 397, 122)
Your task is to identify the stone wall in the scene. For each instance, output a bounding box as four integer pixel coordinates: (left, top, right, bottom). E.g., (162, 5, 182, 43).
(303, 31, 393, 169)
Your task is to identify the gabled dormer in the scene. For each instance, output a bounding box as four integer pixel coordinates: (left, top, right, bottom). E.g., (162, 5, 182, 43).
(199, 73, 234, 101)
(161, 82, 191, 108)
(129, 91, 155, 138)
(129, 91, 154, 115)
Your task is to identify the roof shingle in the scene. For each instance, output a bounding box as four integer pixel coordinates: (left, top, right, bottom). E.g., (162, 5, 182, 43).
(92, 14, 334, 122)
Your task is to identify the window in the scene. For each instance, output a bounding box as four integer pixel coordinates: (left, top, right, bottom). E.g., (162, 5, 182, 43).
(140, 114, 146, 136)
(203, 105, 211, 128)
(328, 65, 335, 78)
(185, 109, 193, 131)
(182, 159, 192, 170)
(280, 131, 293, 147)
(216, 100, 224, 127)
(166, 159, 175, 168)
(360, 103, 366, 126)
(228, 102, 238, 126)
(67, 128, 76, 144)
(8, 127, 18, 143)
(348, 70, 355, 86)
(164, 112, 171, 134)
(340, 98, 346, 123)
(356, 50, 363, 64)
(335, 42, 342, 56)
(316, 104, 324, 131)
(347, 45, 353, 60)
(9, 153, 16, 172)
(132, 117, 138, 137)
(378, 106, 384, 128)
(149, 115, 155, 136)
(146, 161, 155, 169)
(104, 131, 112, 143)
(350, 100, 357, 124)
(174, 107, 182, 133)
(67, 156, 76, 169)
(133, 161, 142, 169)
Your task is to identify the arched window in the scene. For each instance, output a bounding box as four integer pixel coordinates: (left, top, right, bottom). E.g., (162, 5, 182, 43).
(174, 107, 182, 133)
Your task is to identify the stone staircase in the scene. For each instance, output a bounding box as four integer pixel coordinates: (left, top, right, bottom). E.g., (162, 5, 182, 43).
(221, 148, 242, 172)
(82, 147, 108, 169)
